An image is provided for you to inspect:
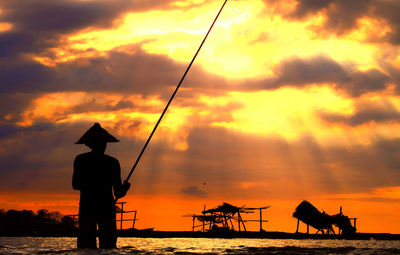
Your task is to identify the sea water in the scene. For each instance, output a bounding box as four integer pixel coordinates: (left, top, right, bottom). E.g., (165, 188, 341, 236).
(1, 237, 400, 254)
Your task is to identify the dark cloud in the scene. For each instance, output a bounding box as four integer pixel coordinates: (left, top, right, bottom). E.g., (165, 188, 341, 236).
(323, 0, 372, 34)
(59, 50, 183, 96)
(379, 62, 400, 96)
(374, 1, 400, 44)
(1, 47, 229, 101)
(285, 0, 372, 34)
(0, 56, 56, 92)
(2, 53, 390, 105)
(181, 186, 207, 197)
(291, 0, 334, 19)
(2, 0, 132, 31)
(248, 56, 390, 97)
(340, 69, 389, 96)
(0, 0, 175, 57)
(279, 0, 400, 44)
(0, 93, 37, 123)
(0, 49, 171, 94)
(69, 99, 135, 114)
(320, 102, 400, 126)
(272, 56, 349, 85)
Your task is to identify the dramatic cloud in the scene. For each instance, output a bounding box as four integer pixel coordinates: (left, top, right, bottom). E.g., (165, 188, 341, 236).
(290, 0, 371, 33)
(0, 56, 56, 93)
(248, 56, 390, 97)
(0, 0, 176, 57)
(319, 101, 400, 126)
(1, 47, 234, 101)
(284, 0, 400, 44)
(0, 49, 228, 100)
(374, 1, 400, 44)
(290, 0, 334, 18)
(0, 93, 37, 123)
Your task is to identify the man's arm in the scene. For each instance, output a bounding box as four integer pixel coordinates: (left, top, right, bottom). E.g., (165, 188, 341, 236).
(112, 159, 130, 199)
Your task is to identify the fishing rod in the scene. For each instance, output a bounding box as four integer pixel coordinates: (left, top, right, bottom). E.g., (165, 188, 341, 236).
(123, 0, 228, 184)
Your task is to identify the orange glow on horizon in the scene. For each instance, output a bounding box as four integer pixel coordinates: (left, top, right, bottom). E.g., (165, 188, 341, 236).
(2, 191, 400, 233)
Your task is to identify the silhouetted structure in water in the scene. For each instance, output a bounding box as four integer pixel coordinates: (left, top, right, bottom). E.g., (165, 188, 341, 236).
(73, 123, 130, 249)
(0, 209, 77, 236)
(293, 200, 356, 236)
(114, 202, 138, 230)
(66, 202, 138, 231)
(185, 202, 270, 232)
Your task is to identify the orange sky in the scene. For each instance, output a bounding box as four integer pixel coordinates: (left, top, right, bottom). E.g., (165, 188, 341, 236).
(1, 0, 400, 234)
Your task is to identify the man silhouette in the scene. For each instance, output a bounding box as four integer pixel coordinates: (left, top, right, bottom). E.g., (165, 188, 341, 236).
(73, 123, 130, 248)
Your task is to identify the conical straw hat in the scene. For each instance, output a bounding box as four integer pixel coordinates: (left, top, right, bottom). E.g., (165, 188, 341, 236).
(75, 123, 119, 144)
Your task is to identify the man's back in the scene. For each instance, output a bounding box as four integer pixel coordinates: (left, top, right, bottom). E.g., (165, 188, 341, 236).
(73, 152, 121, 215)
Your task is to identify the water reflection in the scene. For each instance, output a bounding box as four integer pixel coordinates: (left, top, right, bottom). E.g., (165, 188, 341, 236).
(1, 237, 400, 254)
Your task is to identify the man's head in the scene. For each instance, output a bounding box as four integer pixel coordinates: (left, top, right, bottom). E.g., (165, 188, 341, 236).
(75, 123, 119, 153)
(85, 141, 107, 154)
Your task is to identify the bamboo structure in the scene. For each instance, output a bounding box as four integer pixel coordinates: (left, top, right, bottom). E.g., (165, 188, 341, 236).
(115, 202, 137, 230)
(185, 202, 270, 232)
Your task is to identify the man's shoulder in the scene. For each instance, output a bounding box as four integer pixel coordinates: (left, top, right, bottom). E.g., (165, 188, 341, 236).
(103, 154, 119, 164)
(74, 153, 119, 165)
(75, 152, 91, 160)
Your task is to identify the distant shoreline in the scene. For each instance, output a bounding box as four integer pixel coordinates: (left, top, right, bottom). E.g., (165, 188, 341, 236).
(2, 230, 400, 240)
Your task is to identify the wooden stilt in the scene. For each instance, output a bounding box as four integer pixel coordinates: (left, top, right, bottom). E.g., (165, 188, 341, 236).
(223, 213, 228, 228)
(242, 217, 247, 232)
(229, 217, 234, 229)
(238, 211, 241, 232)
(120, 203, 124, 230)
(202, 205, 206, 232)
(132, 211, 137, 229)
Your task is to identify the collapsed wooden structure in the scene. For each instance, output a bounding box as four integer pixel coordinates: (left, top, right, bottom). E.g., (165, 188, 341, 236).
(186, 202, 270, 232)
(293, 200, 357, 236)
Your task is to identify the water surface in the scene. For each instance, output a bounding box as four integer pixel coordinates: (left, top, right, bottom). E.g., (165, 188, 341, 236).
(1, 237, 400, 254)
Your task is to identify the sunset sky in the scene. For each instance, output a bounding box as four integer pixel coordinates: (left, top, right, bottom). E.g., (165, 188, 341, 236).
(1, 0, 400, 233)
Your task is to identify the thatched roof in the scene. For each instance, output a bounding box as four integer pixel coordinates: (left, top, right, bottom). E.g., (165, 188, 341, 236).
(203, 202, 244, 215)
